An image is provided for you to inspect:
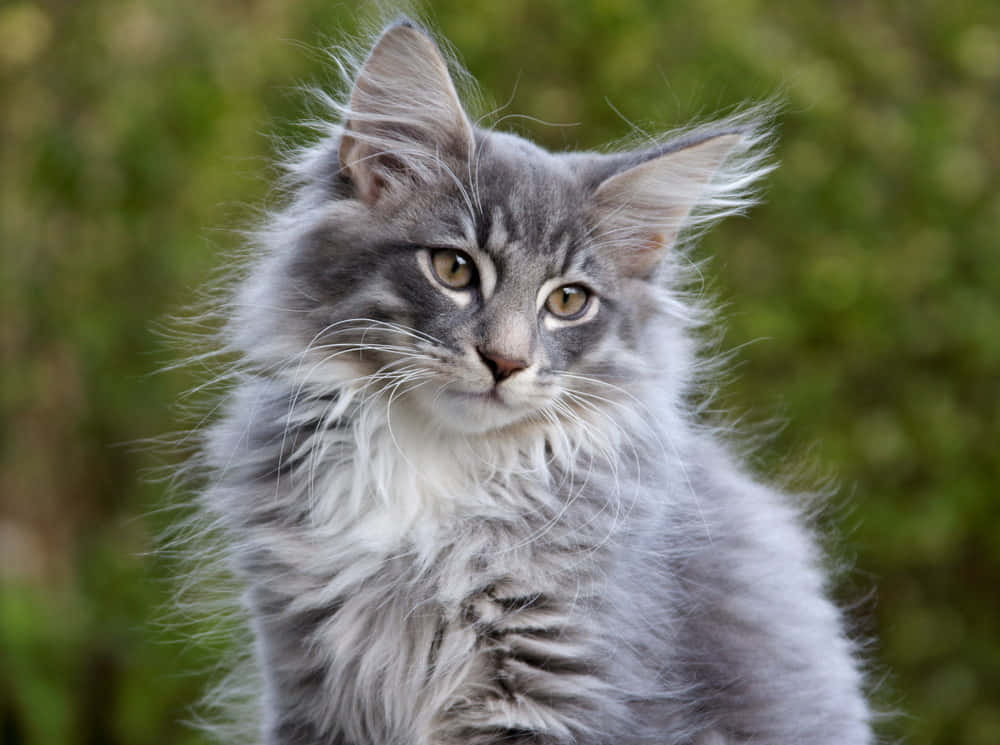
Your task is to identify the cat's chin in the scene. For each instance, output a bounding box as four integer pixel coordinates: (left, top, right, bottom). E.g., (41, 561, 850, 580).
(409, 386, 542, 436)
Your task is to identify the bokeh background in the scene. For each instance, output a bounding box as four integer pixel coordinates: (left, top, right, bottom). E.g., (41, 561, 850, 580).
(2, 1, 998, 743)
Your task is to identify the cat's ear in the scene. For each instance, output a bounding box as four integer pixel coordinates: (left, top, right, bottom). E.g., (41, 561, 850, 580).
(587, 134, 743, 278)
(339, 21, 474, 205)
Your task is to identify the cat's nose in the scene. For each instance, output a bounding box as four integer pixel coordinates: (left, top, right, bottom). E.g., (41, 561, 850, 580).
(477, 348, 528, 383)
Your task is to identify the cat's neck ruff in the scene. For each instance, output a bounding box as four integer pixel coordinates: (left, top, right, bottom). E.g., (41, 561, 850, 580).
(282, 374, 653, 560)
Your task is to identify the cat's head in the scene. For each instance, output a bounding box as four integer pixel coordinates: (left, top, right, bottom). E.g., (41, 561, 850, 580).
(234, 20, 770, 435)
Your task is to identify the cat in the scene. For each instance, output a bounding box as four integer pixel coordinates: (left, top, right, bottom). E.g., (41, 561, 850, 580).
(191, 17, 874, 745)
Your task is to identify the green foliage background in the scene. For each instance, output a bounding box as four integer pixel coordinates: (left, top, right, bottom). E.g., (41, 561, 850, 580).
(2, 1, 997, 743)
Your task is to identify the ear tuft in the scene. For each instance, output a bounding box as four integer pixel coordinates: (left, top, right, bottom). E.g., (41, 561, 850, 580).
(587, 118, 774, 278)
(339, 22, 474, 205)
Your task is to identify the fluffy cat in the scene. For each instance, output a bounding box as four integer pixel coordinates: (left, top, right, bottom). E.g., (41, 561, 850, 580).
(192, 18, 873, 745)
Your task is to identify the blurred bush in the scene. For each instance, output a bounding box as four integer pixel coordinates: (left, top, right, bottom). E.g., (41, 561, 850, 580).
(1, 1, 997, 743)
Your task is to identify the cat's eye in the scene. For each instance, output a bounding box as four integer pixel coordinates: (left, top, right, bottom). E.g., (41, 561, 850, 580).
(545, 285, 590, 319)
(431, 249, 476, 290)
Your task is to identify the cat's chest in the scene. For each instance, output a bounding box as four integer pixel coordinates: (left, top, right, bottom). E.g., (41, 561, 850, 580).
(309, 420, 556, 556)
(291, 430, 609, 613)
(300, 555, 603, 745)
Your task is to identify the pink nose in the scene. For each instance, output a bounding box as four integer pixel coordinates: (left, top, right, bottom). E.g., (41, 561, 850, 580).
(477, 348, 528, 383)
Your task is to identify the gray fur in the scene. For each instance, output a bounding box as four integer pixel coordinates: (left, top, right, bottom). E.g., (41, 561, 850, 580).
(191, 18, 872, 745)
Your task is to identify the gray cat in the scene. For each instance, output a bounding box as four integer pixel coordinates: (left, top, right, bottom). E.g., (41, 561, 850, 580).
(195, 18, 873, 745)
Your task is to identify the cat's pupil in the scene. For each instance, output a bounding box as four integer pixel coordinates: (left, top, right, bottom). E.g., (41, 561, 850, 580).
(431, 249, 474, 289)
(546, 285, 588, 318)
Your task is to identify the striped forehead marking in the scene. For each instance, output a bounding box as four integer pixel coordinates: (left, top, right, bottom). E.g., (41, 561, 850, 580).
(487, 205, 509, 251)
(454, 213, 498, 299)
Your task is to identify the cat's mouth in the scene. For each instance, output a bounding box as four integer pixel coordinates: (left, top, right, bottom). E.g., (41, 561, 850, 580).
(450, 386, 508, 405)
(407, 370, 552, 433)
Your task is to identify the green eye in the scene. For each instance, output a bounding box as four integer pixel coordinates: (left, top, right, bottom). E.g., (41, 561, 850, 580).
(545, 284, 590, 319)
(431, 249, 476, 289)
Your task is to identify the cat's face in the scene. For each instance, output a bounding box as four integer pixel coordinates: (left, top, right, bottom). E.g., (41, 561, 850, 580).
(287, 133, 641, 434)
(246, 22, 746, 435)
